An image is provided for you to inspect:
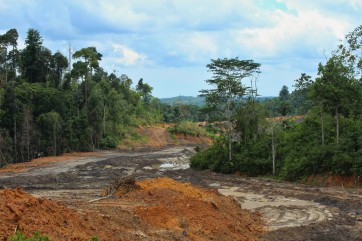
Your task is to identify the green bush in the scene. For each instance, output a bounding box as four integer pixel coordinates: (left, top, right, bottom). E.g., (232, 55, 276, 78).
(10, 231, 100, 241)
(167, 121, 208, 137)
(234, 134, 273, 176)
(190, 139, 229, 172)
(99, 135, 118, 149)
(10, 231, 52, 241)
(280, 157, 305, 181)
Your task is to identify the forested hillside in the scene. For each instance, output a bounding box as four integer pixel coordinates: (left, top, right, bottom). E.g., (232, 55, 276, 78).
(0, 29, 184, 166)
(2, 25, 362, 182)
(191, 25, 362, 181)
(159, 96, 205, 106)
(0, 28, 216, 167)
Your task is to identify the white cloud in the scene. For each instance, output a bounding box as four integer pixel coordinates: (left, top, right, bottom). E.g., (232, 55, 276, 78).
(172, 32, 218, 62)
(234, 7, 349, 59)
(349, 0, 362, 9)
(1, 0, 361, 97)
(112, 44, 147, 66)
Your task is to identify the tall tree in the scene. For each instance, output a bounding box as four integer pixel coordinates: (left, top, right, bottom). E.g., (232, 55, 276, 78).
(291, 73, 314, 115)
(49, 51, 68, 88)
(5, 29, 19, 82)
(136, 78, 153, 106)
(0, 29, 18, 84)
(312, 54, 359, 146)
(278, 85, 290, 116)
(20, 29, 53, 84)
(343, 25, 362, 80)
(200, 57, 260, 161)
(72, 47, 102, 111)
(279, 85, 290, 101)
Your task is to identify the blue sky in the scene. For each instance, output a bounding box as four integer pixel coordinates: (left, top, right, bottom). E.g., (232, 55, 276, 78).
(1, 0, 361, 98)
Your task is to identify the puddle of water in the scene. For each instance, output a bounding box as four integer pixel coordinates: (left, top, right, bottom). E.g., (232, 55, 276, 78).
(160, 163, 175, 168)
(159, 162, 189, 170)
(142, 152, 191, 171)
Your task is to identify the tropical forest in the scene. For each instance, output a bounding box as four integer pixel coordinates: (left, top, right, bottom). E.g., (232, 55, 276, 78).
(0, 25, 362, 240)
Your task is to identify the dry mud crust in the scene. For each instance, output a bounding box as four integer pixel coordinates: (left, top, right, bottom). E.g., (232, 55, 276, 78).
(165, 169, 362, 241)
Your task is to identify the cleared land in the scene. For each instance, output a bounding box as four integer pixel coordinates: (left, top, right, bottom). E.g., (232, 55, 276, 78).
(0, 128, 361, 240)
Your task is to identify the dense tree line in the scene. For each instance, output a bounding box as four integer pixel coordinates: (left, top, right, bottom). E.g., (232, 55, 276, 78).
(191, 25, 362, 180)
(0, 28, 169, 166)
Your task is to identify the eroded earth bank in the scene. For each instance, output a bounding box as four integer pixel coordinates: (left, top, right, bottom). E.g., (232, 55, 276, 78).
(0, 145, 361, 240)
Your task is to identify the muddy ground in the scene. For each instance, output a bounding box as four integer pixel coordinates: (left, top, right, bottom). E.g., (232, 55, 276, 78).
(0, 145, 361, 240)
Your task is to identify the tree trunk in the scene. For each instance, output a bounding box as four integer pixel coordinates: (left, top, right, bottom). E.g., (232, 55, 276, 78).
(4, 48, 7, 84)
(103, 102, 106, 137)
(227, 99, 232, 162)
(12, 45, 16, 81)
(321, 104, 325, 146)
(85, 78, 88, 112)
(336, 106, 339, 146)
(13, 114, 17, 163)
(272, 125, 276, 175)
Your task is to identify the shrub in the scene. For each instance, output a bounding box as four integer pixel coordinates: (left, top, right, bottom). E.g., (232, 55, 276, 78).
(10, 231, 52, 241)
(167, 121, 208, 137)
(190, 139, 229, 172)
(9, 231, 100, 241)
(99, 135, 118, 149)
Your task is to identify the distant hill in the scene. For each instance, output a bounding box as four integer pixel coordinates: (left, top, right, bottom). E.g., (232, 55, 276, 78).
(159, 96, 206, 106)
(256, 96, 276, 101)
(159, 95, 276, 106)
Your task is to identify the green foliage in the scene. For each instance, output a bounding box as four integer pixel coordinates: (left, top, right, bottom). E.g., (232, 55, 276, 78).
(9, 231, 100, 241)
(190, 139, 229, 172)
(167, 121, 208, 137)
(192, 44, 362, 180)
(234, 133, 273, 176)
(161, 103, 206, 123)
(88, 237, 100, 241)
(159, 96, 206, 106)
(99, 135, 118, 149)
(136, 78, 153, 105)
(200, 57, 261, 162)
(10, 231, 53, 241)
(0, 28, 166, 164)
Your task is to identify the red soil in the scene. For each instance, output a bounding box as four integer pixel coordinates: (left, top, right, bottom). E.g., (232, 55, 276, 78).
(0, 178, 264, 241)
(0, 152, 99, 173)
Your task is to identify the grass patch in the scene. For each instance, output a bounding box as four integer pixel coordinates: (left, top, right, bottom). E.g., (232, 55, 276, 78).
(167, 122, 208, 137)
(118, 128, 148, 148)
(9, 231, 100, 241)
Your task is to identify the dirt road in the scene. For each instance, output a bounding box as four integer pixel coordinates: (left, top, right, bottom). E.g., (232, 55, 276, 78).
(1, 146, 361, 240)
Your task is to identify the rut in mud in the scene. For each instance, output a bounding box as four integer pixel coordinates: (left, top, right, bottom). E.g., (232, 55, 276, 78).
(0, 145, 362, 240)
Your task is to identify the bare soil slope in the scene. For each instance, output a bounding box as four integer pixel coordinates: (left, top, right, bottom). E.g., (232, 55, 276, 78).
(0, 178, 264, 241)
(119, 124, 212, 149)
(0, 125, 361, 240)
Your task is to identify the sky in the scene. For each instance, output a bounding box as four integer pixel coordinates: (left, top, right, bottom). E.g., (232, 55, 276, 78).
(0, 0, 361, 98)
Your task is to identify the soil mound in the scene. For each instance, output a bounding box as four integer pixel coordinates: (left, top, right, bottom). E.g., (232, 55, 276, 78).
(0, 178, 264, 240)
(0, 188, 101, 240)
(120, 177, 265, 241)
